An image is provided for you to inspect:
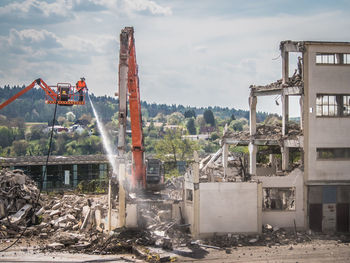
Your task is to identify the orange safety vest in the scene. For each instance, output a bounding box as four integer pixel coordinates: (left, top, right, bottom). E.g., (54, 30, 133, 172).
(76, 81, 86, 91)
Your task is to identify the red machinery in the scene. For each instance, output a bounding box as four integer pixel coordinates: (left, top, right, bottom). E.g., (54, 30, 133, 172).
(117, 27, 164, 190)
(0, 78, 85, 110)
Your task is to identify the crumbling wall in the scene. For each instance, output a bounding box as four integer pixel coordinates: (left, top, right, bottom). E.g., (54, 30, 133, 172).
(199, 182, 262, 236)
(255, 168, 305, 230)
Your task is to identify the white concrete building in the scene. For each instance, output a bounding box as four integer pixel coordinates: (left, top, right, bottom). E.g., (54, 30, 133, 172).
(301, 41, 350, 232)
(221, 41, 350, 233)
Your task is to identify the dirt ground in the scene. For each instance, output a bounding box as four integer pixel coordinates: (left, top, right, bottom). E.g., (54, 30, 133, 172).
(1, 238, 349, 262)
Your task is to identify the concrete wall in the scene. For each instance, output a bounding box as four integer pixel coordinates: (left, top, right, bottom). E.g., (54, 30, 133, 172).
(255, 168, 305, 229)
(304, 43, 350, 182)
(198, 182, 262, 236)
(257, 166, 276, 177)
(183, 180, 194, 233)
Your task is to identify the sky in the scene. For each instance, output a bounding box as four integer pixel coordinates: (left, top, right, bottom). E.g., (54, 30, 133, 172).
(1, 0, 350, 117)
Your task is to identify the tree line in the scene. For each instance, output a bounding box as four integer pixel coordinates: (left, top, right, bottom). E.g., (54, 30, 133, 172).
(0, 85, 268, 123)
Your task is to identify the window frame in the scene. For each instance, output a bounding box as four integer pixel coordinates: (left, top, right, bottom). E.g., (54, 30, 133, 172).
(316, 94, 350, 117)
(316, 148, 350, 160)
(316, 53, 350, 65)
(262, 187, 296, 211)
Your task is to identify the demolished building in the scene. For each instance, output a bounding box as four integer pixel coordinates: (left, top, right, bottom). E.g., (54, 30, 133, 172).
(183, 40, 350, 236)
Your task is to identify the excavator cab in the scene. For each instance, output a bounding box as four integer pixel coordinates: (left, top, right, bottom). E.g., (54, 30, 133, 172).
(145, 159, 165, 191)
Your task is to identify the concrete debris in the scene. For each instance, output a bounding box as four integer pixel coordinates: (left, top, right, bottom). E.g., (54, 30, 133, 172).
(0, 169, 41, 237)
(47, 242, 65, 250)
(199, 151, 247, 183)
(162, 176, 184, 201)
(202, 224, 314, 249)
(250, 73, 303, 93)
(8, 204, 32, 224)
(223, 123, 302, 141)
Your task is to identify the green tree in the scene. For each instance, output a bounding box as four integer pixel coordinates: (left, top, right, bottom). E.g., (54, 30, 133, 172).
(28, 125, 44, 140)
(57, 116, 66, 126)
(12, 140, 29, 156)
(154, 113, 166, 123)
(66, 111, 76, 122)
(0, 126, 13, 148)
(184, 109, 196, 118)
(230, 121, 243, 131)
(167, 112, 184, 125)
(203, 109, 215, 126)
(155, 129, 197, 163)
(186, 118, 196, 135)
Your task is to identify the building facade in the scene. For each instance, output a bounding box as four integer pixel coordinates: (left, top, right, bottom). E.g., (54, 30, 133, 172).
(221, 40, 350, 232)
(302, 42, 350, 232)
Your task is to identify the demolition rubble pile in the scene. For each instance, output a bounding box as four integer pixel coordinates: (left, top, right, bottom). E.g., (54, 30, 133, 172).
(202, 224, 312, 249)
(199, 152, 247, 183)
(223, 122, 302, 142)
(0, 168, 190, 257)
(250, 73, 303, 93)
(0, 169, 40, 238)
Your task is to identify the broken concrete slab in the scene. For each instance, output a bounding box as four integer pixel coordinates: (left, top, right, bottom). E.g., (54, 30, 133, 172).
(47, 242, 65, 250)
(8, 204, 32, 224)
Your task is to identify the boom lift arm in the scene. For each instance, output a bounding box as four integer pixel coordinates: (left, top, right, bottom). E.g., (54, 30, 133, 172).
(0, 78, 85, 110)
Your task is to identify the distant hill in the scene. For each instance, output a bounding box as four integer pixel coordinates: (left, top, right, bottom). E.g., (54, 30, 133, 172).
(0, 85, 268, 122)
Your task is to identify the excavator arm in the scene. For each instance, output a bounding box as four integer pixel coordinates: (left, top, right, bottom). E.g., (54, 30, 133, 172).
(118, 27, 146, 189)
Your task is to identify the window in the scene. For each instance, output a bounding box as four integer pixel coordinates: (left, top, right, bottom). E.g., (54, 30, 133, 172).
(263, 188, 295, 211)
(316, 94, 350, 117)
(316, 53, 350, 65)
(317, 148, 350, 160)
(186, 189, 193, 201)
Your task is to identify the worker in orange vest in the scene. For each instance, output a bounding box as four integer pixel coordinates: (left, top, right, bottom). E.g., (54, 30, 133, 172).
(76, 77, 87, 101)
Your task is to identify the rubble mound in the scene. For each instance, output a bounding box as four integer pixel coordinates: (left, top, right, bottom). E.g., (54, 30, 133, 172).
(0, 169, 41, 237)
(203, 224, 312, 249)
(223, 122, 302, 141)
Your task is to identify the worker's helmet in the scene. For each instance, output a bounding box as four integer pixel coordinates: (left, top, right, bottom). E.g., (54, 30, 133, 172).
(81, 77, 85, 81)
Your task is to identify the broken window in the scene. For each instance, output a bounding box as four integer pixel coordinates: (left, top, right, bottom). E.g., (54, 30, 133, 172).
(263, 188, 296, 211)
(317, 148, 350, 160)
(186, 189, 193, 202)
(316, 53, 350, 65)
(316, 94, 350, 117)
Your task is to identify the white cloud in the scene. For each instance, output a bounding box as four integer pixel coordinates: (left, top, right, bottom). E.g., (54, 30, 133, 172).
(0, 0, 73, 24)
(0, 1, 350, 117)
(121, 0, 172, 16)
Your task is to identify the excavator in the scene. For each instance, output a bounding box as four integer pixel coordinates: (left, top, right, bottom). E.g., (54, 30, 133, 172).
(117, 27, 164, 191)
(0, 78, 86, 110)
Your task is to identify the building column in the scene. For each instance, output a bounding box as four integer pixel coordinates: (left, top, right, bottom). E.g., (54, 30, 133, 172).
(282, 49, 289, 84)
(249, 142, 257, 176)
(222, 143, 228, 178)
(73, 164, 78, 188)
(281, 49, 289, 136)
(299, 95, 304, 131)
(192, 151, 200, 239)
(281, 145, 289, 171)
(282, 94, 289, 136)
(249, 95, 257, 176)
(42, 165, 47, 191)
(249, 96, 257, 136)
(118, 162, 126, 228)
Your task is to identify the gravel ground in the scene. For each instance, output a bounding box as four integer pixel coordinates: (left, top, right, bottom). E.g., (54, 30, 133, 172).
(1, 237, 350, 262)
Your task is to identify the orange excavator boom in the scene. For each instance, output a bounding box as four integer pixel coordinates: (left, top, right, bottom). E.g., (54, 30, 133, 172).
(117, 27, 164, 191)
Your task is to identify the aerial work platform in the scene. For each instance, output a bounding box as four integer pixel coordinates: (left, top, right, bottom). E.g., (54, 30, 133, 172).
(0, 78, 86, 110)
